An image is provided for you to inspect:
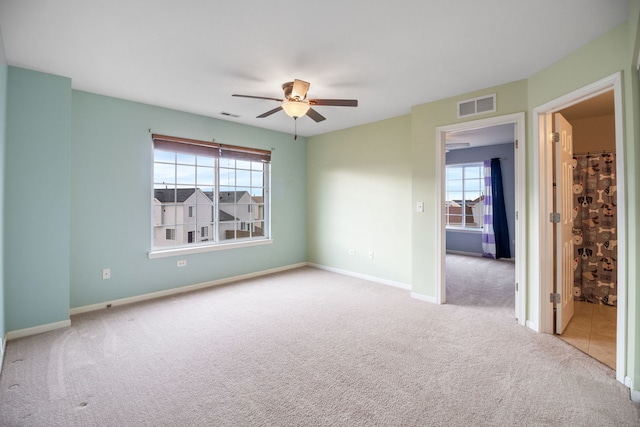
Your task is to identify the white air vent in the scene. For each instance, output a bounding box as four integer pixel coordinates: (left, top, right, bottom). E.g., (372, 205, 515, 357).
(457, 94, 496, 118)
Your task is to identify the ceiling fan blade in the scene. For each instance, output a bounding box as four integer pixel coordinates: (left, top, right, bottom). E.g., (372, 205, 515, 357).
(232, 94, 283, 102)
(309, 99, 358, 107)
(291, 79, 310, 100)
(256, 106, 283, 118)
(306, 108, 326, 122)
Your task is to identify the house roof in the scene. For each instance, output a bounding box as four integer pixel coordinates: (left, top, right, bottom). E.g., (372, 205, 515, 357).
(0, 1, 628, 137)
(154, 188, 213, 204)
(219, 191, 249, 204)
(218, 210, 236, 221)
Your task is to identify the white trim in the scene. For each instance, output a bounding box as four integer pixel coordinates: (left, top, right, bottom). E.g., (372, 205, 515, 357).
(533, 72, 626, 385)
(0, 335, 5, 375)
(71, 262, 306, 315)
(436, 120, 446, 304)
(525, 320, 539, 332)
(148, 238, 273, 259)
(445, 250, 483, 257)
(446, 227, 482, 234)
(410, 292, 439, 304)
(533, 111, 554, 335)
(6, 320, 71, 341)
(436, 112, 526, 326)
(625, 376, 634, 389)
(307, 263, 411, 290)
(625, 377, 640, 403)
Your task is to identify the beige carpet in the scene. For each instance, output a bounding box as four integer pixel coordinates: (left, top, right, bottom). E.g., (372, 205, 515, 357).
(446, 253, 516, 310)
(1, 266, 638, 426)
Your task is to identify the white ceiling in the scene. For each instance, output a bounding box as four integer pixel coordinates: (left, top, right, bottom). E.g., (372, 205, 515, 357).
(0, 1, 629, 138)
(446, 123, 516, 149)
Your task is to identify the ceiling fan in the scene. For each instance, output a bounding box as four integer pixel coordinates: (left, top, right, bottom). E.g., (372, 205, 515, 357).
(232, 79, 358, 139)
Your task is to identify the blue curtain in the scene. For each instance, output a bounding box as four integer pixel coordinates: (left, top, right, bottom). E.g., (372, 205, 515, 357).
(490, 158, 511, 259)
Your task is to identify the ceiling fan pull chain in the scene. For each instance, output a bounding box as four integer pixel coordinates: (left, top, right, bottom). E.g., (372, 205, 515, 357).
(294, 117, 298, 140)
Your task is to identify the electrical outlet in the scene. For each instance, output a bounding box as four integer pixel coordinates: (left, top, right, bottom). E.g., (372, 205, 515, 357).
(177, 260, 187, 267)
(102, 268, 111, 280)
(348, 249, 356, 256)
(368, 250, 374, 260)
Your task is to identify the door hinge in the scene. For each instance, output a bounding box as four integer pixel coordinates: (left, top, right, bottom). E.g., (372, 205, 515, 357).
(550, 212, 561, 223)
(515, 282, 519, 292)
(550, 132, 560, 143)
(515, 139, 518, 149)
(515, 211, 518, 220)
(550, 293, 561, 304)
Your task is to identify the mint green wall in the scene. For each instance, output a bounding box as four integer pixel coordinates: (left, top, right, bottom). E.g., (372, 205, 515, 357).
(70, 91, 307, 307)
(0, 26, 8, 346)
(5, 67, 71, 331)
(306, 116, 412, 285)
(410, 80, 528, 297)
(628, 0, 640, 400)
(527, 20, 639, 396)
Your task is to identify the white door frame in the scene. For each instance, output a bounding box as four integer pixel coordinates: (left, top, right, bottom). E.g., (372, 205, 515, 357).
(435, 112, 526, 326)
(533, 72, 626, 384)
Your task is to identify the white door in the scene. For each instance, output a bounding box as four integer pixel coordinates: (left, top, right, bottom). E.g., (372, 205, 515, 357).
(554, 113, 574, 334)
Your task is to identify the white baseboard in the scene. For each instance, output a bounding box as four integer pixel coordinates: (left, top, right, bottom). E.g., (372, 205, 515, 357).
(410, 292, 438, 304)
(446, 250, 482, 257)
(625, 377, 640, 403)
(70, 262, 307, 316)
(0, 335, 5, 375)
(306, 263, 411, 290)
(5, 319, 71, 341)
(526, 320, 539, 332)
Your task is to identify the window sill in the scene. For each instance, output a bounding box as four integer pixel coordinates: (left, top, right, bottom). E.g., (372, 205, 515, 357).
(446, 227, 482, 234)
(148, 239, 273, 259)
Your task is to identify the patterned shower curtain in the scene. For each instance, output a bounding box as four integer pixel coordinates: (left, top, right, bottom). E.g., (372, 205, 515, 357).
(572, 152, 617, 306)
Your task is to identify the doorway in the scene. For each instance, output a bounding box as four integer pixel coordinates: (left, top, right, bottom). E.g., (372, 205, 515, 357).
(443, 125, 516, 311)
(435, 113, 526, 325)
(534, 72, 625, 383)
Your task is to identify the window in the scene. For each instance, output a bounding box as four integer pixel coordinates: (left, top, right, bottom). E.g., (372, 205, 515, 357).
(445, 163, 484, 229)
(152, 134, 270, 251)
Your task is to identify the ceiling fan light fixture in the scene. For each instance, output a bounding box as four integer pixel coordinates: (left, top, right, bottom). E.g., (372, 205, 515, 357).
(281, 100, 310, 118)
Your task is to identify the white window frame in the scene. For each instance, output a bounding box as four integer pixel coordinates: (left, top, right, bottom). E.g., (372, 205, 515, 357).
(445, 162, 484, 230)
(149, 134, 272, 259)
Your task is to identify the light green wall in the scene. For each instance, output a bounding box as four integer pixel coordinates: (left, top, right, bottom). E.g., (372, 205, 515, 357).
(0, 25, 8, 347)
(527, 19, 639, 396)
(306, 12, 640, 396)
(5, 67, 71, 331)
(410, 80, 527, 296)
(626, 0, 640, 401)
(307, 116, 412, 285)
(70, 91, 307, 308)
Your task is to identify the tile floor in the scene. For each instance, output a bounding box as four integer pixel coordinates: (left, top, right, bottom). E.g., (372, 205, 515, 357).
(558, 301, 616, 369)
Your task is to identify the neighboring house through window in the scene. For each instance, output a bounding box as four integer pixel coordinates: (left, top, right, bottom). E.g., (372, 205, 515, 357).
(152, 134, 270, 250)
(445, 162, 484, 229)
